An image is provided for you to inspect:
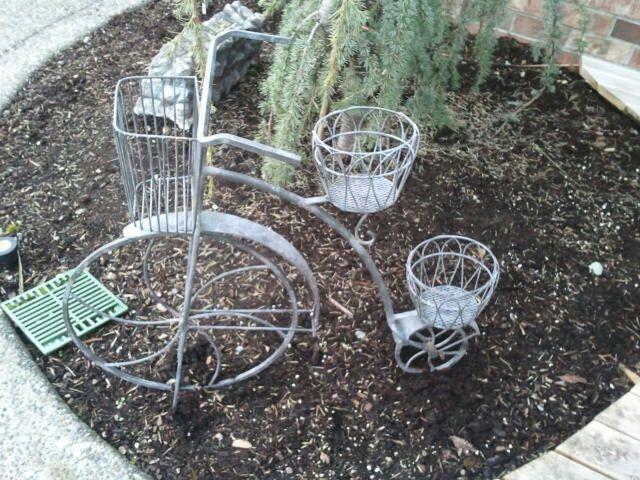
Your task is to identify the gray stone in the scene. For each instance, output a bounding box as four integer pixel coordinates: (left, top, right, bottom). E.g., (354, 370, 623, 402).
(134, 1, 263, 129)
(595, 392, 640, 442)
(556, 421, 640, 480)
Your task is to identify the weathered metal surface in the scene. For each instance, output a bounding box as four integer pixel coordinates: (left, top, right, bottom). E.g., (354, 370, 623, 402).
(68, 29, 499, 408)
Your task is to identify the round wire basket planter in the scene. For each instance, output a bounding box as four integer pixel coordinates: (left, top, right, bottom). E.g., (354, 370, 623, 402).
(312, 106, 419, 214)
(406, 235, 500, 330)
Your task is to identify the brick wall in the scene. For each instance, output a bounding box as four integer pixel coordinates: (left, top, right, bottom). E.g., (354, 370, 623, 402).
(499, 0, 640, 68)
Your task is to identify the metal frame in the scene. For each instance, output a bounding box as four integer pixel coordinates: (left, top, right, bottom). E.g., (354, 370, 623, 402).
(64, 29, 499, 409)
(312, 106, 419, 213)
(63, 212, 319, 394)
(311, 106, 419, 245)
(406, 235, 500, 330)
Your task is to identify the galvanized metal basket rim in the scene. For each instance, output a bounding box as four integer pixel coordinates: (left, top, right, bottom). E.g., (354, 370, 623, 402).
(314, 104, 418, 125)
(112, 75, 199, 140)
(408, 253, 496, 292)
(314, 130, 411, 155)
(406, 235, 500, 295)
(312, 106, 420, 157)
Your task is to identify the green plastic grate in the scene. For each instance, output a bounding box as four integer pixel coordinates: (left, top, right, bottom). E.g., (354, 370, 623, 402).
(0, 270, 128, 355)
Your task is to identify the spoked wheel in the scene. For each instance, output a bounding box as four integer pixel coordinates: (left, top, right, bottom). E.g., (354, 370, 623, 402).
(180, 235, 300, 390)
(62, 214, 319, 402)
(394, 322, 479, 373)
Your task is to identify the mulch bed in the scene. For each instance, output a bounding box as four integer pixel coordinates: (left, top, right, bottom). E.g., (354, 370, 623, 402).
(1, 2, 639, 479)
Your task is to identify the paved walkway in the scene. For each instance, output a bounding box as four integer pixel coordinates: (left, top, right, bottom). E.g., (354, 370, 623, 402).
(0, 0, 147, 110)
(0, 1, 149, 478)
(504, 385, 640, 479)
(0, 318, 148, 479)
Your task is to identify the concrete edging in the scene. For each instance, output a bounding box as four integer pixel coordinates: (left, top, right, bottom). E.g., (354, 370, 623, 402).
(0, 0, 149, 111)
(0, 1, 150, 478)
(0, 314, 149, 479)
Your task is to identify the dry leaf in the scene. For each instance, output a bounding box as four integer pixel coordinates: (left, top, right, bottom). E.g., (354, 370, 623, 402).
(619, 364, 640, 385)
(558, 373, 588, 384)
(450, 435, 475, 453)
(320, 451, 330, 464)
(232, 439, 253, 449)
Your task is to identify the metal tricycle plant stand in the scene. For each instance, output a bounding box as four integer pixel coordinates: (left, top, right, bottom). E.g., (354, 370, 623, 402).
(63, 30, 500, 409)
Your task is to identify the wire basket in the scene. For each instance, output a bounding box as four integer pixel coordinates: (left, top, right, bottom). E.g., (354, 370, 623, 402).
(312, 106, 419, 214)
(113, 76, 200, 233)
(406, 235, 499, 330)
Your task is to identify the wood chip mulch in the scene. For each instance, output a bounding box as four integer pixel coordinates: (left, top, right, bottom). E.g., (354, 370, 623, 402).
(0, 2, 639, 479)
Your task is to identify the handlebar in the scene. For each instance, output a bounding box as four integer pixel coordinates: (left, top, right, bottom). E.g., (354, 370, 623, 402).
(197, 29, 300, 166)
(198, 133, 301, 167)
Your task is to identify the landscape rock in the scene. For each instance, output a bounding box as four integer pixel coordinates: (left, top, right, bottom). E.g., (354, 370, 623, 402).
(134, 1, 263, 129)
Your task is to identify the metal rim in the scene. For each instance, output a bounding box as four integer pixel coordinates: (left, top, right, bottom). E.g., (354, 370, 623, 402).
(406, 234, 500, 296)
(312, 105, 420, 157)
(62, 231, 304, 392)
(112, 75, 198, 139)
(394, 321, 480, 373)
(311, 148, 416, 180)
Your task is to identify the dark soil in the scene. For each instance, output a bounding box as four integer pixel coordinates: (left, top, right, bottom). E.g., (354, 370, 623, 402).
(1, 2, 640, 479)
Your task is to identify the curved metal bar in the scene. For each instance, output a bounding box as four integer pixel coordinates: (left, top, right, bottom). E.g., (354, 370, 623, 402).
(190, 330, 222, 387)
(185, 236, 299, 390)
(312, 106, 420, 159)
(394, 342, 423, 374)
(189, 265, 267, 309)
(204, 166, 396, 328)
(355, 214, 376, 247)
(63, 233, 177, 392)
(427, 340, 469, 371)
(63, 223, 314, 394)
(198, 211, 320, 334)
(197, 30, 300, 167)
(393, 317, 481, 373)
(105, 330, 180, 368)
(405, 348, 429, 369)
(396, 336, 469, 373)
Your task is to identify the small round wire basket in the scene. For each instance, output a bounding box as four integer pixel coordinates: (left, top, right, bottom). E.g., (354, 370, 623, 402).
(312, 106, 419, 214)
(406, 235, 500, 330)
